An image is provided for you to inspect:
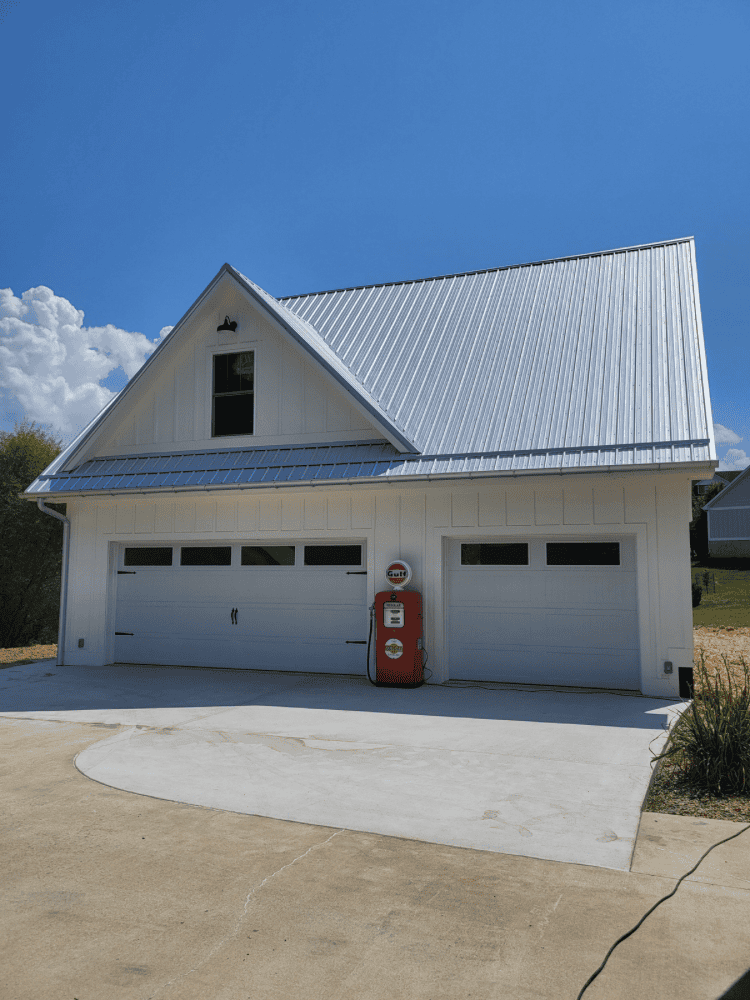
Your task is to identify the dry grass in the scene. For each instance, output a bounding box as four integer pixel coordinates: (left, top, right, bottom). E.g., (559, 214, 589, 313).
(692, 626, 750, 692)
(0, 644, 57, 667)
(643, 627, 750, 823)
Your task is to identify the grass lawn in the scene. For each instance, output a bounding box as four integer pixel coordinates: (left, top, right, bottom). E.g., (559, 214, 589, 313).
(691, 560, 750, 628)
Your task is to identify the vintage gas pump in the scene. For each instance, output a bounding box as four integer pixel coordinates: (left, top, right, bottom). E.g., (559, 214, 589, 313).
(366, 560, 424, 687)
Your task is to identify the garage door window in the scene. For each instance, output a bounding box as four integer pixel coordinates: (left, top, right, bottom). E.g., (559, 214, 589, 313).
(546, 542, 620, 566)
(180, 546, 232, 566)
(241, 546, 295, 566)
(124, 547, 173, 566)
(461, 543, 528, 565)
(304, 545, 362, 566)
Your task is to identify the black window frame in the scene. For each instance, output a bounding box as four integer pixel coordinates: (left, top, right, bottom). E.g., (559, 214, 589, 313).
(180, 546, 233, 567)
(460, 543, 529, 566)
(303, 544, 363, 567)
(212, 350, 255, 438)
(545, 542, 621, 567)
(123, 546, 173, 567)
(241, 545, 296, 566)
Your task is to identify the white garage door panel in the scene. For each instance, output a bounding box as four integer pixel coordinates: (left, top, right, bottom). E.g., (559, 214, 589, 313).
(447, 646, 638, 687)
(454, 574, 536, 606)
(114, 633, 367, 672)
(114, 543, 367, 672)
(452, 609, 535, 645)
(448, 537, 639, 689)
(543, 611, 637, 648)
(544, 573, 636, 609)
(116, 598, 365, 636)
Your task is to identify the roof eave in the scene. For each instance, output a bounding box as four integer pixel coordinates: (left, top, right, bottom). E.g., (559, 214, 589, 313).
(22, 458, 717, 501)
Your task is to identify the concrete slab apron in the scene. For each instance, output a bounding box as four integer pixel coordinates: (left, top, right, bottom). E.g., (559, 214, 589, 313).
(2, 662, 682, 871)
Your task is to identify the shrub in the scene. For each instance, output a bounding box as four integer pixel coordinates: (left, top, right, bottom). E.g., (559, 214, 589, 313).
(692, 582, 702, 607)
(652, 652, 750, 796)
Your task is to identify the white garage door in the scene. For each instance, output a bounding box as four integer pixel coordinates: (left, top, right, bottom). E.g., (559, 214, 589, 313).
(447, 537, 639, 689)
(114, 541, 368, 673)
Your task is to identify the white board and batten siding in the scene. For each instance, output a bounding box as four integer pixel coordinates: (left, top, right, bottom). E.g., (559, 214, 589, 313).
(89, 276, 383, 459)
(61, 471, 695, 697)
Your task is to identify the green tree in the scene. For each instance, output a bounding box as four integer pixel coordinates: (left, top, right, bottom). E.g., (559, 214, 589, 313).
(0, 421, 64, 647)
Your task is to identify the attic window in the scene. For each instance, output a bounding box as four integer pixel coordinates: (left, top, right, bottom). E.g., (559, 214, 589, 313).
(212, 351, 254, 437)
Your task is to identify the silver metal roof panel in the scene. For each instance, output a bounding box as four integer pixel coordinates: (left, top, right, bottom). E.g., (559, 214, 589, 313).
(26, 438, 715, 496)
(280, 238, 714, 465)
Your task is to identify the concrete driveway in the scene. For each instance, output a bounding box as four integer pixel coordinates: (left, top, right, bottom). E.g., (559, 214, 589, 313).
(0, 659, 685, 870)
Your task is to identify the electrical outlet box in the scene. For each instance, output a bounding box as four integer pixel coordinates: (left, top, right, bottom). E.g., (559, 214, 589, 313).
(78, 638, 84, 648)
(663, 661, 673, 674)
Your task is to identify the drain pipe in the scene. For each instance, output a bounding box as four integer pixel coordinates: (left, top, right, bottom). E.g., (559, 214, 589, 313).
(36, 499, 70, 667)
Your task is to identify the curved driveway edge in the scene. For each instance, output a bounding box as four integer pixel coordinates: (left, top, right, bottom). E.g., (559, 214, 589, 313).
(2, 661, 686, 870)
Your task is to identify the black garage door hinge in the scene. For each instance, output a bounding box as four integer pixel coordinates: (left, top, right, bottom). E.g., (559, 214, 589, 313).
(346, 571, 367, 575)
(114, 632, 134, 636)
(345, 640, 367, 644)
(118, 571, 137, 574)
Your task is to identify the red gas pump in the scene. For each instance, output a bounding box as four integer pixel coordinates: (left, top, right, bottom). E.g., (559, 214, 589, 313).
(367, 560, 424, 687)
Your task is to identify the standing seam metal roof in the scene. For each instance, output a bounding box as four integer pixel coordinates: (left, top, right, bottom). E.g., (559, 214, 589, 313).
(278, 239, 712, 460)
(25, 238, 715, 497)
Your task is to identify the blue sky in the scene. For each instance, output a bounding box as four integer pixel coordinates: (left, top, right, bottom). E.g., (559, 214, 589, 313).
(1, 0, 748, 467)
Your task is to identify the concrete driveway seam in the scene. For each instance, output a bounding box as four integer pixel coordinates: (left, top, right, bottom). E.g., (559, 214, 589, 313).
(144, 826, 347, 1000)
(575, 822, 750, 1000)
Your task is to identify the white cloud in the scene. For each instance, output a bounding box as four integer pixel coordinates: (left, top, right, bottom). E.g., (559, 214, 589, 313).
(719, 448, 750, 471)
(714, 423, 743, 445)
(0, 286, 166, 438)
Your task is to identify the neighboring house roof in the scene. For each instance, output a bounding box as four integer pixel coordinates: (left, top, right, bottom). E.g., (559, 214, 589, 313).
(704, 463, 750, 511)
(26, 237, 716, 498)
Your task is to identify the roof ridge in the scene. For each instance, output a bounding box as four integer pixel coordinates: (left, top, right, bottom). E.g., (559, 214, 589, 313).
(278, 237, 695, 301)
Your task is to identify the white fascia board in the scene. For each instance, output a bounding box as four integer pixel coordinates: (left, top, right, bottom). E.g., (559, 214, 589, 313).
(36, 266, 232, 479)
(28, 264, 417, 490)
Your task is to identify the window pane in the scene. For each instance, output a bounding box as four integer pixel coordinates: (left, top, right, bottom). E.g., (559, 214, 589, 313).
(124, 547, 173, 566)
(546, 542, 620, 566)
(304, 545, 362, 566)
(241, 546, 295, 566)
(213, 393, 254, 436)
(180, 546, 232, 566)
(461, 543, 528, 566)
(214, 352, 254, 394)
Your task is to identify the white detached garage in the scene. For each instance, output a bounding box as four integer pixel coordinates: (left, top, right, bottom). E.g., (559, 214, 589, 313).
(26, 237, 717, 697)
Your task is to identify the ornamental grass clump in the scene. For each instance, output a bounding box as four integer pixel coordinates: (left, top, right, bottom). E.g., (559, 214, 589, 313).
(652, 652, 750, 797)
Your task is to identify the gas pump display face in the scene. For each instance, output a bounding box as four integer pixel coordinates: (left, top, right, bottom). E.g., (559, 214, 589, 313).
(383, 601, 404, 627)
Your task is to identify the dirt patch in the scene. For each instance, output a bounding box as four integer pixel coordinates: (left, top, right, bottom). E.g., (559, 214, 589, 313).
(0, 644, 57, 667)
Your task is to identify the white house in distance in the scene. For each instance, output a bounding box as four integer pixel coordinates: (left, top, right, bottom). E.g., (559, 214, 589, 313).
(25, 237, 716, 698)
(704, 464, 750, 557)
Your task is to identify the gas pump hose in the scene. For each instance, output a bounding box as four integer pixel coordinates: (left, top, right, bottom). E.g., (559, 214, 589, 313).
(366, 604, 377, 686)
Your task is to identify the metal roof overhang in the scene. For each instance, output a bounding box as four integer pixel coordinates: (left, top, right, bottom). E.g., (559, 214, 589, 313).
(23, 458, 716, 501)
